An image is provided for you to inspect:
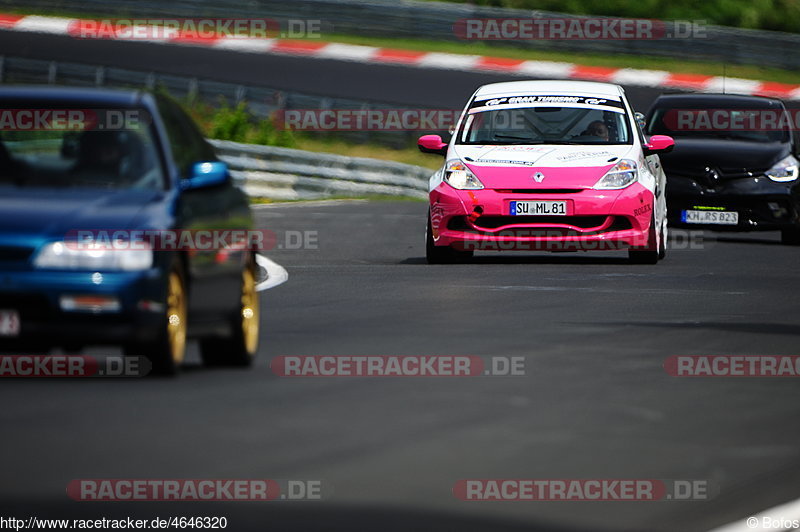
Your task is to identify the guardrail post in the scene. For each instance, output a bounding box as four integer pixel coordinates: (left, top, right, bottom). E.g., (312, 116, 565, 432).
(47, 61, 57, 84)
(145, 73, 156, 90)
(188, 78, 199, 100)
(94, 66, 105, 86)
(359, 102, 371, 144)
(0, 56, 4, 84)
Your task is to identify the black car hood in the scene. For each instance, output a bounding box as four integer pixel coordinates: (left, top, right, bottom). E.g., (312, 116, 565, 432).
(659, 138, 790, 177)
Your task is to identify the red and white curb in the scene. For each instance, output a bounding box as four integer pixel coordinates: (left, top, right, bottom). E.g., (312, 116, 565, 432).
(2, 14, 799, 100)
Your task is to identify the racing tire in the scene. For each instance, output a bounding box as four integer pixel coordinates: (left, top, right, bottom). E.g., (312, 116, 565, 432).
(426, 215, 473, 264)
(199, 254, 260, 367)
(125, 262, 187, 376)
(780, 227, 800, 245)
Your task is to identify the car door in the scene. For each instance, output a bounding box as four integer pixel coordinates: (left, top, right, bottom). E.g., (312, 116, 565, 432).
(635, 115, 667, 223)
(156, 96, 252, 323)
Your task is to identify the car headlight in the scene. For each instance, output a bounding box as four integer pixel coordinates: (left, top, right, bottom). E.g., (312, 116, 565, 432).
(444, 159, 484, 190)
(33, 241, 153, 271)
(594, 159, 638, 190)
(766, 155, 798, 182)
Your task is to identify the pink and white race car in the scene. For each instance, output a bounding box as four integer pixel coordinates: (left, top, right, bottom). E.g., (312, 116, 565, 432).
(419, 80, 675, 264)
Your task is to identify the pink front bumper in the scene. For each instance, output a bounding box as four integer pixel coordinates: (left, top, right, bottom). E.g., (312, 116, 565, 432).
(430, 183, 655, 251)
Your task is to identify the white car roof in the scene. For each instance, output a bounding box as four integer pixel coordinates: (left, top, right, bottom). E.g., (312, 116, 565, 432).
(473, 80, 625, 99)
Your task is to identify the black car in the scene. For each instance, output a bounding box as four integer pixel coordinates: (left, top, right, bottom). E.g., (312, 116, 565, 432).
(645, 93, 800, 244)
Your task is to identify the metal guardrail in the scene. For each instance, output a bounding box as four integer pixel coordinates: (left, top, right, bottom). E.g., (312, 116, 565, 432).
(4, 0, 800, 70)
(0, 55, 436, 200)
(210, 139, 430, 200)
(0, 55, 426, 148)
(1, 136, 431, 199)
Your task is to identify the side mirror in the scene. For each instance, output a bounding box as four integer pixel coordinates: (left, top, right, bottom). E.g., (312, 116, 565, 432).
(181, 161, 229, 191)
(634, 112, 647, 130)
(644, 135, 675, 156)
(418, 135, 448, 156)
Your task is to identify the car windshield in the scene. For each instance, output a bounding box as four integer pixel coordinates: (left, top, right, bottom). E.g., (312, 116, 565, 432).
(647, 104, 791, 143)
(0, 106, 165, 190)
(456, 97, 633, 146)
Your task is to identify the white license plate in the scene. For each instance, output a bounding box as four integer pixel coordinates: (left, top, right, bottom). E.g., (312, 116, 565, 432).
(0, 310, 20, 337)
(682, 209, 739, 225)
(510, 201, 567, 216)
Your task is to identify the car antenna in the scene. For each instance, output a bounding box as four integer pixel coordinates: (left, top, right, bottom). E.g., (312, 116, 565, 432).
(722, 64, 727, 94)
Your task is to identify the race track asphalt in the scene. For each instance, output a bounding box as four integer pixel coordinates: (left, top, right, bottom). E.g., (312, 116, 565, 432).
(2, 200, 799, 532)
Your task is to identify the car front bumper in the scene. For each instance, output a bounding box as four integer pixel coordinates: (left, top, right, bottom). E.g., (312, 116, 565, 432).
(666, 176, 800, 231)
(429, 182, 656, 251)
(0, 268, 167, 349)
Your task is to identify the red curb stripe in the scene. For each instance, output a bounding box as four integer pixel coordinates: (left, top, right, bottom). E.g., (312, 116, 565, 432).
(373, 48, 427, 64)
(271, 39, 328, 54)
(753, 82, 798, 98)
(662, 73, 714, 89)
(475, 56, 525, 71)
(0, 14, 23, 27)
(570, 65, 617, 81)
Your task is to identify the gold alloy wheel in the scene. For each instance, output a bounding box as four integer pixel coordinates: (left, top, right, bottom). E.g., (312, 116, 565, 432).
(166, 271, 187, 365)
(240, 265, 260, 356)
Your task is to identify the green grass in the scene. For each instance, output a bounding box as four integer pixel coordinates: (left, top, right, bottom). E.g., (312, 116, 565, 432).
(419, 0, 800, 34)
(180, 96, 442, 169)
(185, 98, 297, 148)
(292, 137, 442, 170)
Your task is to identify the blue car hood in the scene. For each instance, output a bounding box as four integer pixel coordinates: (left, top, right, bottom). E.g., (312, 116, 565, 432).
(0, 188, 167, 238)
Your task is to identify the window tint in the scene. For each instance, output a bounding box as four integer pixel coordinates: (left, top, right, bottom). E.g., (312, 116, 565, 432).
(0, 107, 165, 190)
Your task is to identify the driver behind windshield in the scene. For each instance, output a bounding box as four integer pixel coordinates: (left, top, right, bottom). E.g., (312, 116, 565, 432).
(584, 120, 610, 141)
(458, 105, 629, 145)
(71, 130, 145, 184)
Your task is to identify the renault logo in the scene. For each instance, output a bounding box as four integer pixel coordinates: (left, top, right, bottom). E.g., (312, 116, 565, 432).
(533, 172, 546, 183)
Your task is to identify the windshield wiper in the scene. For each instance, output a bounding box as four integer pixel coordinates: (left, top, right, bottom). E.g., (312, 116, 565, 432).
(490, 135, 545, 144)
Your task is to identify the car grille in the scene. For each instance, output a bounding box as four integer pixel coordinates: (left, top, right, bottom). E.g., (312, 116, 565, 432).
(449, 215, 632, 235)
(0, 292, 53, 320)
(0, 246, 34, 262)
(667, 166, 771, 183)
(492, 189, 583, 194)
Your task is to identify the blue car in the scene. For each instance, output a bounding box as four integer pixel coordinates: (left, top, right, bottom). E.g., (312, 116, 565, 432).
(0, 87, 261, 374)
